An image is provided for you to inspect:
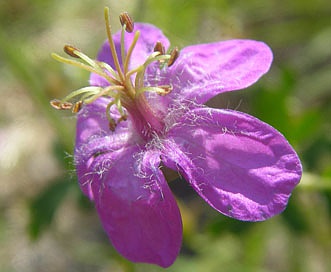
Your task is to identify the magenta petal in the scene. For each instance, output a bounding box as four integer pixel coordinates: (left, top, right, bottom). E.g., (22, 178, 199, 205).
(162, 108, 302, 221)
(148, 39, 273, 106)
(74, 97, 141, 199)
(89, 23, 170, 87)
(77, 143, 182, 267)
(74, 98, 182, 266)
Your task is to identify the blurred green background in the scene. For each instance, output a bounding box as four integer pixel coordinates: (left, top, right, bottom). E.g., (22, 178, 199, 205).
(1, 0, 330, 271)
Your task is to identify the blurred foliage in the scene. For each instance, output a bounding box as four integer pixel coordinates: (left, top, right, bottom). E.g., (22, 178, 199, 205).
(28, 177, 75, 239)
(1, 0, 331, 271)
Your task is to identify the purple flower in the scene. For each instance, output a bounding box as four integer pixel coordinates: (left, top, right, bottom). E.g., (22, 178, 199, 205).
(53, 10, 301, 268)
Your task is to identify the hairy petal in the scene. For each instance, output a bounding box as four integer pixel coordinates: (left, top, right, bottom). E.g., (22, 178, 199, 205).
(75, 97, 141, 199)
(146, 39, 273, 109)
(162, 108, 302, 221)
(75, 98, 182, 266)
(90, 23, 170, 87)
(87, 147, 182, 267)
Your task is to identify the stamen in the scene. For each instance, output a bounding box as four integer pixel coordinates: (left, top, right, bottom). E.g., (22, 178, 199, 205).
(154, 41, 165, 55)
(64, 45, 80, 58)
(119, 12, 134, 33)
(133, 52, 164, 89)
(60, 102, 73, 110)
(83, 85, 125, 104)
(156, 84, 173, 95)
(63, 86, 103, 102)
(118, 115, 127, 122)
(167, 47, 179, 67)
(104, 7, 125, 82)
(136, 85, 173, 96)
(51, 53, 120, 86)
(114, 98, 127, 121)
(51, 8, 179, 133)
(108, 117, 117, 131)
(50, 99, 62, 110)
(72, 101, 83, 113)
(67, 46, 102, 70)
(105, 101, 117, 131)
(120, 23, 126, 70)
(98, 61, 121, 81)
(50, 99, 73, 110)
(124, 31, 140, 75)
(137, 55, 173, 79)
(119, 14, 140, 98)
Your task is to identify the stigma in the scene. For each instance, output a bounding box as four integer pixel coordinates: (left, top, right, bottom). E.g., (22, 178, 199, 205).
(50, 7, 179, 133)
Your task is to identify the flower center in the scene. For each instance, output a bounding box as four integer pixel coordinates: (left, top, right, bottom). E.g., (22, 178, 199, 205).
(50, 7, 179, 138)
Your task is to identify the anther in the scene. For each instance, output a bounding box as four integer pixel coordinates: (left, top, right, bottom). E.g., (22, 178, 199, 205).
(64, 45, 81, 58)
(119, 12, 134, 33)
(157, 85, 173, 96)
(72, 101, 83, 113)
(108, 118, 117, 131)
(50, 99, 62, 110)
(60, 102, 74, 110)
(167, 47, 179, 67)
(50, 99, 73, 110)
(154, 41, 165, 55)
(118, 114, 128, 122)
